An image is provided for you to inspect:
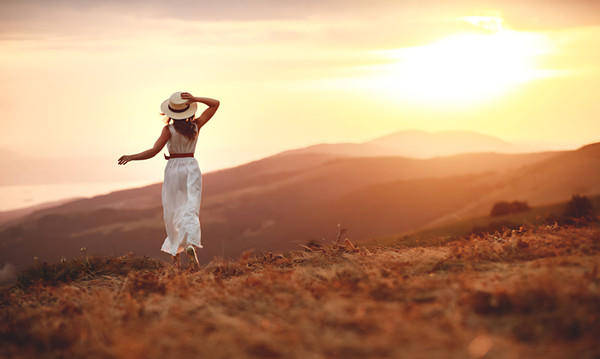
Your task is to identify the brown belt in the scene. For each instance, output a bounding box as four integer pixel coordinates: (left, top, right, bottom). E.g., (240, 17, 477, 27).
(164, 152, 194, 160)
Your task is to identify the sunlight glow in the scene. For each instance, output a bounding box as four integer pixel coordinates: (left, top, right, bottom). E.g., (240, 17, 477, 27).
(361, 16, 559, 104)
(460, 15, 504, 32)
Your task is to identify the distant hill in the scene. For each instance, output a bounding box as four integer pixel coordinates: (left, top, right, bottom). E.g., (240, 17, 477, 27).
(362, 194, 600, 248)
(0, 144, 566, 270)
(275, 142, 393, 158)
(2, 151, 341, 224)
(3, 134, 599, 271)
(367, 130, 517, 158)
(0, 130, 514, 186)
(0, 197, 82, 225)
(424, 142, 600, 228)
(277, 130, 523, 159)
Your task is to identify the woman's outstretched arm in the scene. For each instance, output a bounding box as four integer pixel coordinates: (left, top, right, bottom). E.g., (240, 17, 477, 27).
(117, 125, 171, 165)
(181, 92, 220, 129)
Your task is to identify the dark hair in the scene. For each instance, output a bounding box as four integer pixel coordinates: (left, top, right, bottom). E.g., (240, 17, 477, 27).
(167, 116, 198, 141)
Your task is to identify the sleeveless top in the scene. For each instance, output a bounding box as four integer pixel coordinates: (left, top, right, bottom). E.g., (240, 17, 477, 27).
(166, 123, 198, 154)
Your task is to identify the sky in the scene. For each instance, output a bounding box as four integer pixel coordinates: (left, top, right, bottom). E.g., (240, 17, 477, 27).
(1, 0, 600, 187)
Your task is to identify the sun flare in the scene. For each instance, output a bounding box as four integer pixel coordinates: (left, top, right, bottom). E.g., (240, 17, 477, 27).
(362, 16, 557, 104)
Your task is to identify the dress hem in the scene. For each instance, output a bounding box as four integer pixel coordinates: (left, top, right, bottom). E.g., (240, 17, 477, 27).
(161, 237, 203, 256)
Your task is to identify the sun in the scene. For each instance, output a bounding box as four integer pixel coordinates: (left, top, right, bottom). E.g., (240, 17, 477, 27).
(363, 16, 555, 104)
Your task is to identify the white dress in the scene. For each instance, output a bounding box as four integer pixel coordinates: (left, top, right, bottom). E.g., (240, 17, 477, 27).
(160, 123, 203, 256)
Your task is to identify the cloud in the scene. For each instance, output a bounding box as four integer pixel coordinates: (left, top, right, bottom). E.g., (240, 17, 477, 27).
(485, 0, 600, 30)
(1, 0, 599, 36)
(0, 3, 470, 53)
(1, 0, 385, 22)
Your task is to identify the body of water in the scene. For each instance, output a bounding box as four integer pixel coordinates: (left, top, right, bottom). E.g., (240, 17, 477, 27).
(0, 180, 160, 212)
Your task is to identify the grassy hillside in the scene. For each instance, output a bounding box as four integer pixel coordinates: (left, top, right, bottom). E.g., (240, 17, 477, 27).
(363, 194, 600, 248)
(1, 223, 599, 358)
(431, 142, 600, 223)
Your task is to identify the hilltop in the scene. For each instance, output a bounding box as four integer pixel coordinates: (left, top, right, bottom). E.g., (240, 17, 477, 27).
(275, 130, 522, 159)
(1, 222, 599, 358)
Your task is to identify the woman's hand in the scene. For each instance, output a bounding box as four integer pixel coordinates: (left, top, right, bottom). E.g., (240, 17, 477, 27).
(180, 92, 196, 104)
(117, 155, 132, 165)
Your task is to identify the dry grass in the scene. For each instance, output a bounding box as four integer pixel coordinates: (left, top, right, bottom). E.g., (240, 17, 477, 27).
(1, 225, 599, 358)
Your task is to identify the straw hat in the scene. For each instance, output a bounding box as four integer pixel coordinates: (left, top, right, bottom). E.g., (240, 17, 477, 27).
(160, 91, 198, 119)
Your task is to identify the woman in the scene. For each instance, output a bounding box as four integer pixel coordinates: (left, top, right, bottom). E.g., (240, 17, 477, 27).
(117, 91, 220, 269)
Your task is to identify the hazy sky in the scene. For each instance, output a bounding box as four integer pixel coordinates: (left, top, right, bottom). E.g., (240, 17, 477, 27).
(1, 0, 600, 176)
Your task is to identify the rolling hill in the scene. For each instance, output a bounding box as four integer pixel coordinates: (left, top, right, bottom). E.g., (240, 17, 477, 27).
(276, 130, 525, 159)
(361, 194, 600, 248)
(0, 137, 598, 271)
(0, 130, 526, 188)
(366, 129, 517, 158)
(424, 141, 600, 228)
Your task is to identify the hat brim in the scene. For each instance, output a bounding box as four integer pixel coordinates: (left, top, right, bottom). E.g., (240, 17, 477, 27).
(161, 100, 198, 120)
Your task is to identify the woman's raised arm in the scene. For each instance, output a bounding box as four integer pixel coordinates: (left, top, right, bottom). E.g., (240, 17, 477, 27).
(181, 92, 220, 129)
(117, 125, 171, 165)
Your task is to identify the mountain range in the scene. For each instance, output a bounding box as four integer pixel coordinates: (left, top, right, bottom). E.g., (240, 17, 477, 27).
(1, 130, 597, 270)
(0, 130, 545, 186)
(278, 129, 521, 158)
